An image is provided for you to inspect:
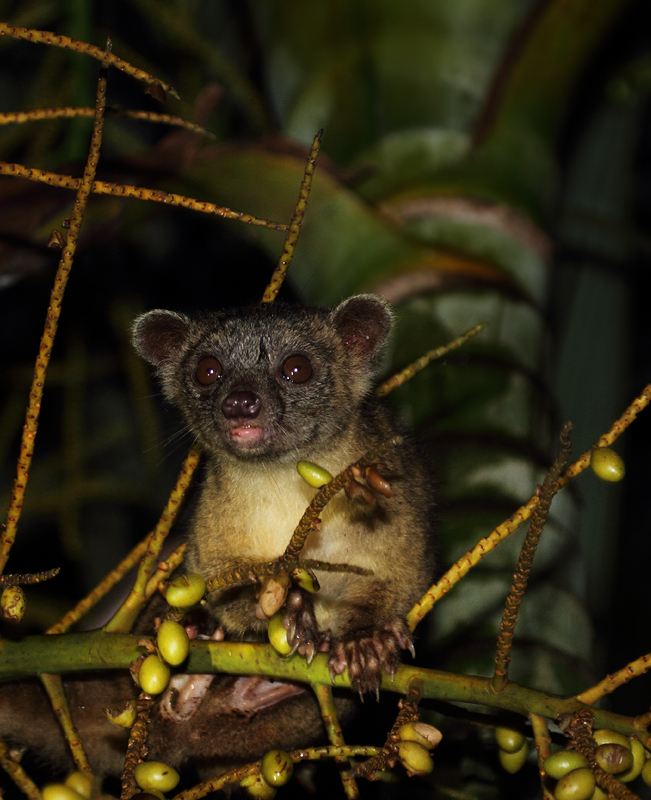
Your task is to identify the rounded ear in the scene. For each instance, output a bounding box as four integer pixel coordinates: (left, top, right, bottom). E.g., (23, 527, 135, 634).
(331, 294, 393, 361)
(131, 310, 191, 366)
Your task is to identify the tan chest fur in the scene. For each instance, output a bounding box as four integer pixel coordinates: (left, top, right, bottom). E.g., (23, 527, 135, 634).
(194, 456, 380, 566)
(190, 454, 385, 631)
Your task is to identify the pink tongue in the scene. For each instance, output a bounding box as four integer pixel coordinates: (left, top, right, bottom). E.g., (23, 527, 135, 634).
(231, 426, 264, 440)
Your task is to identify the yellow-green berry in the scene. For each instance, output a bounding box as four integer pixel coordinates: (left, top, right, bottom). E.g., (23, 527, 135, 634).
(397, 741, 434, 776)
(543, 750, 589, 780)
(590, 448, 625, 482)
(138, 655, 171, 695)
(297, 461, 333, 488)
(42, 785, 85, 800)
(595, 743, 633, 774)
(267, 613, 291, 656)
(165, 573, 206, 608)
(1, 586, 26, 621)
(64, 772, 94, 799)
(495, 726, 527, 754)
(498, 742, 529, 774)
(134, 761, 180, 793)
(619, 738, 646, 782)
(593, 729, 631, 749)
(261, 750, 294, 787)
(554, 767, 595, 800)
(641, 757, 651, 787)
(241, 774, 277, 799)
(398, 722, 442, 750)
(157, 620, 190, 666)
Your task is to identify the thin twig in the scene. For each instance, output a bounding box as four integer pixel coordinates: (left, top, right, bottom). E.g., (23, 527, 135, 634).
(120, 694, 155, 800)
(560, 710, 638, 800)
(261, 130, 322, 303)
(355, 676, 424, 779)
(406, 383, 651, 630)
(576, 652, 651, 706)
(39, 673, 92, 773)
(46, 541, 149, 635)
(0, 52, 109, 576)
(312, 684, 359, 799)
(529, 713, 554, 800)
(171, 746, 382, 800)
(0, 162, 289, 232)
(0, 567, 59, 587)
(0, 106, 215, 138)
(104, 449, 200, 633)
(205, 556, 372, 594)
(375, 323, 486, 397)
(492, 424, 572, 692)
(282, 436, 403, 561)
(0, 22, 178, 99)
(0, 735, 42, 800)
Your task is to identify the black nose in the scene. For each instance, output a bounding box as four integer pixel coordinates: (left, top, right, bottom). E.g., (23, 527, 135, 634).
(221, 390, 262, 419)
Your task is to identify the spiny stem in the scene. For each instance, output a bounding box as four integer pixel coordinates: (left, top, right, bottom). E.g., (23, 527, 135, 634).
(261, 130, 323, 303)
(0, 52, 109, 576)
(492, 424, 572, 692)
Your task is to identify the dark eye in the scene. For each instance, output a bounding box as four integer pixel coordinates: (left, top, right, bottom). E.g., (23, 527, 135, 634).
(282, 354, 313, 384)
(195, 356, 222, 386)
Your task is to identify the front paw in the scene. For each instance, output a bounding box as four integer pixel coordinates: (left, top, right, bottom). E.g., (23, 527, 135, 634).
(282, 588, 322, 664)
(328, 617, 415, 699)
